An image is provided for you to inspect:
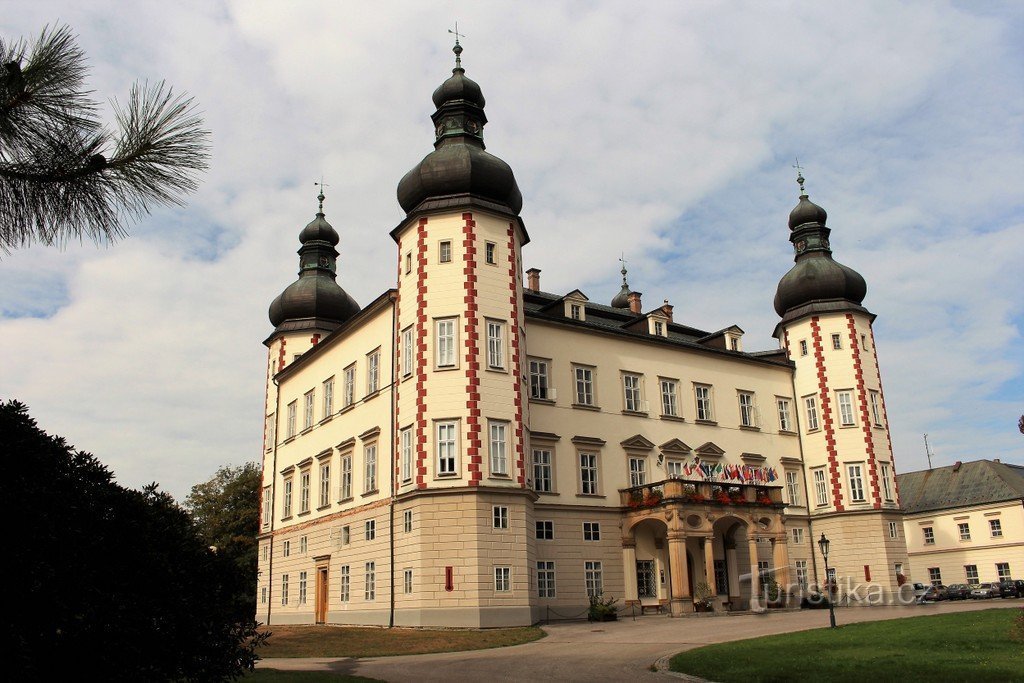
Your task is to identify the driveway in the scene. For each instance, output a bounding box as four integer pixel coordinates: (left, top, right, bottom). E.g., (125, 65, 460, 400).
(258, 599, 1021, 682)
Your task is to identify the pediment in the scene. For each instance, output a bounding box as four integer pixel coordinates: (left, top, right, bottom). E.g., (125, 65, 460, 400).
(659, 438, 692, 454)
(565, 289, 589, 302)
(620, 434, 655, 450)
(695, 441, 726, 457)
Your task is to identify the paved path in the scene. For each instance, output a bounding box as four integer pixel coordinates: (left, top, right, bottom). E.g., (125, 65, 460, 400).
(258, 599, 1021, 682)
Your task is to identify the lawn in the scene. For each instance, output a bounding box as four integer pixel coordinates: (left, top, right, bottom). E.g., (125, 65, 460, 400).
(670, 608, 1024, 683)
(258, 624, 545, 658)
(247, 672, 382, 682)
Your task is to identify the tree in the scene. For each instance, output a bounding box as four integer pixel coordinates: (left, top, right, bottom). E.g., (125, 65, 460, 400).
(185, 462, 262, 611)
(0, 24, 209, 251)
(1, 400, 265, 680)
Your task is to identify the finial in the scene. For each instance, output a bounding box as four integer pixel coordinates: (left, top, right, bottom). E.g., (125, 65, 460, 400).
(619, 254, 629, 286)
(448, 22, 466, 70)
(793, 158, 806, 195)
(314, 178, 330, 214)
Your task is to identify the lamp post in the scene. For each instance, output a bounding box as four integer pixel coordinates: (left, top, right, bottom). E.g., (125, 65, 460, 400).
(818, 533, 837, 628)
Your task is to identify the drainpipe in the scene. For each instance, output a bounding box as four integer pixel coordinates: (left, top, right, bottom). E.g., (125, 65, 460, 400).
(266, 368, 282, 626)
(389, 296, 397, 628)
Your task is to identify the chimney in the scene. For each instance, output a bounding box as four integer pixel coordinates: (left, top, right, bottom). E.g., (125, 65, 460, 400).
(526, 268, 541, 291)
(660, 299, 673, 322)
(628, 291, 643, 314)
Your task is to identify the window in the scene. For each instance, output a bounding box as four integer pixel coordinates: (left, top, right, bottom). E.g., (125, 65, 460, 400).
(404, 568, 413, 594)
(869, 390, 883, 426)
(435, 318, 456, 368)
(283, 477, 294, 517)
(813, 469, 828, 507)
(881, 463, 894, 502)
(366, 350, 380, 394)
(405, 251, 412, 274)
(583, 521, 601, 541)
(365, 520, 376, 541)
(847, 464, 865, 502)
(623, 373, 643, 412)
(958, 522, 971, 541)
(404, 509, 413, 533)
(529, 359, 550, 400)
(777, 398, 792, 431)
(786, 471, 800, 506)
(343, 364, 356, 407)
(714, 560, 729, 595)
(262, 486, 271, 528)
(532, 448, 553, 492)
(486, 320, 505, 370)
(795, 560, 808, 588)
(628, 457, 646, 487)
(319, 462, 331, 508)
(265, 413, 276, 450)
(964, 565, 979, 583)
(322, 380, 335, 418)
(738, 391, 757, 427)
(261, 585, 267, 604)
(573, 366, 595, 405)
(637, 559, 657, 598)
(694, 384, 714, 421)
(791, 527, 804, 544)
(489, 421, 508, 475)
(584, 561, 603, 597)
(342, 525, 350, 545)
(303, 390, 315, 430)
(923, 526, 935, 545)
(927, 568, 942, 586)
(660, 379, 679, 417)
(400, 427, 413, 483)
(666, 459, 684, 478)
(439, 240, 452, 263)
(365, 561, 376, 600)
(804, 395, 819, 431)
(888, 522, 899, 539)
(436, 421, 458, 476)
(340, 453, 352, 500)
(655, 321, 665, 336)
(861, 333, 868, 349)
(990, 519, 1003, 538)
(799, 340, 808, 356)
(536, 520, 554, 540)
(364, 443, 377, 492)
(570, 303, 582, 320)
(831, 333, 842, 350)
(537, 561, 556, 598)
(579, 452, 598, 495)
(402, 326, 414, 377)
(281, 574, 289, 605)
(299, 571, 308, 604)
(261, 544, 269, 562)
(493, 505, 509, 529)
(286, 401, 297, 438)
(836, 391, 855, 426)
(485, 241, 496, 264)
(340, 565, 350, 602)
(299, 469, 311, 513)
(997, 563, 1011, 580)
(283, 540, 291, 557)
(826, 567, 836, 585)
(494, 566, 511, 592)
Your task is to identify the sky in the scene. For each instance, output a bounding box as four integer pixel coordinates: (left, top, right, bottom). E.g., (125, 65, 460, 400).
(2, 1, 1022, 500)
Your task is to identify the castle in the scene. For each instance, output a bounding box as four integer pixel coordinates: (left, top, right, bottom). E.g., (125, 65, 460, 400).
(256, 41, 909, 627)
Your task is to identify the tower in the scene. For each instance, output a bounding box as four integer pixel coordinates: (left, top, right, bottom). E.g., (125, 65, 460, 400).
(773, 173, 909, 600)
(390, 39, 534, 626)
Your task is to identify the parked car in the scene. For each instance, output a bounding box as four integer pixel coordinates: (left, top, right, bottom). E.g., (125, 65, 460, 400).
(970, 583, 1001, 599)
(995, 580, 1020, 598)
(945, 583, 971, 601)
(922, 585, 948, 601)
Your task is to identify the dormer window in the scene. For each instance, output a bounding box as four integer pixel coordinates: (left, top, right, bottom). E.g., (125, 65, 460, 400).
(571, 304, 582, 320)
(655, 321, 664, 336)
(648, 316, 668, 337)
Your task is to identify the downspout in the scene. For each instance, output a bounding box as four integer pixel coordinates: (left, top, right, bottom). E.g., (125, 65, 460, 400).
(389, 296, 397, 628)
(267, 369, 282, 625)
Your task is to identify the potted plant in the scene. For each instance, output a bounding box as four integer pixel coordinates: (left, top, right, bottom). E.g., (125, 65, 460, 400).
(714, 488, 731, 504)
(756, 492, 774, 506)
(693, 582, 714, 612)
(765, 576, 784, 607)
(643, 489, 663, 507)
(588, 594, 619, 621)
(627, 490, 644, 509)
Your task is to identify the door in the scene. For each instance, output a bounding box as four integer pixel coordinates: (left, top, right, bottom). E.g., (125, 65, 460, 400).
(315, 567, 329, 624)
(636, 560, 657, 600)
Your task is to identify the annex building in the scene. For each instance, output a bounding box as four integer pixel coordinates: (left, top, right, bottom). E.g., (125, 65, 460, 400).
(256, 41, 909, 627)
(899, 459, 1024, 587)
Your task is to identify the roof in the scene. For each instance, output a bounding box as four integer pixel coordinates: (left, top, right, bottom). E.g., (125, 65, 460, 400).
(896, 459, 1024, 514)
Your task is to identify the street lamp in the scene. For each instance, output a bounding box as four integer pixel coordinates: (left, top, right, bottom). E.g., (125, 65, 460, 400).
(818, 533, 837, 628)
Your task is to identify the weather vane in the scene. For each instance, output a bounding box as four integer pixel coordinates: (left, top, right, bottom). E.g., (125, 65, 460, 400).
(792, 158, 806, 193)
(619, 254, 629, 285)
(314, 178, 330, 213)
(448, 21, 466, 45)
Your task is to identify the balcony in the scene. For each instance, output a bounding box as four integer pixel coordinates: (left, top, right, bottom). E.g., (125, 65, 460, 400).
(619, 478, 785, 510)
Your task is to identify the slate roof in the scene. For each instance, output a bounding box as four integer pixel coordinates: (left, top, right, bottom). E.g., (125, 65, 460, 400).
(896, 459, 1024, 514)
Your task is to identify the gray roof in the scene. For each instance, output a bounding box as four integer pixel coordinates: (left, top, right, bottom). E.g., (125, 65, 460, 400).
(896, 459, 1024, 514)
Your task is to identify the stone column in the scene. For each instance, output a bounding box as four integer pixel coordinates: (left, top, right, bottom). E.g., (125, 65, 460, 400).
(772, 534, 791, 589)
(703, 536, 716, 593)
(748, 535, 761, 607)
(667, 531, 691, 616)
(623, 541, 638, 603)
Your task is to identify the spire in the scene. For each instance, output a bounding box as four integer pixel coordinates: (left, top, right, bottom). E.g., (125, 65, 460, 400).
(314, 179, 329, 216)
(793, 158, 807, 196)
(448, 22, 465, 72)
(610, 255, 632, 309)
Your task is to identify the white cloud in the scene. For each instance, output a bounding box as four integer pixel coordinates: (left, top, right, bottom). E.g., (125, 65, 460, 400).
(2, 0, 1021, 498)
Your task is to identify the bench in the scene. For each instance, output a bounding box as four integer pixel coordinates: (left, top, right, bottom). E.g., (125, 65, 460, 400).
(640, 603, 665, 615)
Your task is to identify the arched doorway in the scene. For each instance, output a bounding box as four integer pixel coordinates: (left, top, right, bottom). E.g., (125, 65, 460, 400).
(712, 515, 751, 610)
(627, 518, 670, 610)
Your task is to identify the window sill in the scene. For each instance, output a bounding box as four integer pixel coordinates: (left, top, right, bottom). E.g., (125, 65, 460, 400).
(778, 429, 798, 436)
(486, 366, 508, 374)
(364, 390, 381, 402)
(298, 510, 311, 517)
(534, 490, 560, 496)
(317, 504, 331, 511)
(435, 474, 462, 480)
(434, 365, 459, 372)
(338, 497, 353, 505)
(489, 474, 511, 481)
(576, 493, 606, 499)
(530, 397, 556, 405)
(362, 490, 379, 497)
(622, 410, 649, 417)
(281, 515, 293, 522)
(739, 425, 761, 432)
(318, 414, 334, 426)
(283, 436, 297, 444)
(300, 427, 313, 436)
(838, 424, 857, 429)
(873, 424, 886, 430)
(659, 414, 685, 423)
(806, 428, 821, 434)
(402, 372, 413, 382)
(572, 403, 601, 411)
(694, 419, 718, 426)
(339, 404, 355, 414)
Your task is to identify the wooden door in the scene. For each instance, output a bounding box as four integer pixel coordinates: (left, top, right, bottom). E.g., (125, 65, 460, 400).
(315, 567, 328, 623)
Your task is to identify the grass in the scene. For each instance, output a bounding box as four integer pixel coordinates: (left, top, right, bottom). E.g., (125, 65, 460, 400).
(258, 624, 545, 658)
(247, 672, 382, 682)
(670, 608, 1024, 683)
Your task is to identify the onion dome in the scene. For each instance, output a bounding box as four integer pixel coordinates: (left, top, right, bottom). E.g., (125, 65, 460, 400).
(268, 191, 361, 332)
(397, 38, 522, 217)
(774, 173, 868, 319)
(610, 262, 632, 309)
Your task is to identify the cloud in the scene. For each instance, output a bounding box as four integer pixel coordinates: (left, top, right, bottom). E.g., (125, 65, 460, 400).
(1, 0, 1021, 499)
